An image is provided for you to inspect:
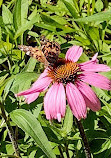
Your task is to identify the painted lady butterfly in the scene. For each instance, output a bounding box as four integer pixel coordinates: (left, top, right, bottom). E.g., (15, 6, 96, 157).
(18, 36, 60, 67)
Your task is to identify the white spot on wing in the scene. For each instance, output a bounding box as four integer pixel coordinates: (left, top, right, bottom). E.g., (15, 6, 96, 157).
(26, 51, 31, 55)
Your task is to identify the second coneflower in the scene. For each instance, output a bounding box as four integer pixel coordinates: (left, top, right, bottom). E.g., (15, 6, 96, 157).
(16, 46, 111, 122)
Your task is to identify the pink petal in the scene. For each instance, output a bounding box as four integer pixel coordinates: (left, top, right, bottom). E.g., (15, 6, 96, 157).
(65, 46, 83, 62)
(24, 92, 40, 104)
(79, 63, 111, 72)
(92, 53, 98, 61)
(44, 83, 66, 122)
(78, 72, 111, 90)
(16, 69, 52, 96)
(66, 82, 87, 120)
(79, 53, 110, 72)
(76, 81, 101, 111)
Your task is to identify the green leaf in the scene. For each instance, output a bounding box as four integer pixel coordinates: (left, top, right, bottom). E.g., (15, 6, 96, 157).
(0, 0, 3, 8)
(101, 99, 111, 117)
(2, 5, 15, 38)
(87, 27, 100, 41)
(13, 0, 21, 30)
(94, 138, 111, 154)
(74, 10, 111, 23)
(35, 23, 56, 32)
(14, 12, 39, 39)
(11, 49, 25, 60)
(13, 0, 29, 31)
(10, 109, 56, 158)
(11, 72, 38, 93)
(74, 36, 91, 45)
(102, 52, 111, 65)
(41, 13, 64, 29)
(21, 0, 28, 25)
(28, 31, 39, 38)
(0, 41, 13, 54)
(95, 0, 103, 12)
(62, 106, 73, 135)
(6, 144, 14, 155)
(21, 58, 37, 72)
(0, 73, 9, 87)
(62, 0, 78, 18)
(93, 87, 111, 101)
(3, 76, 15, 99)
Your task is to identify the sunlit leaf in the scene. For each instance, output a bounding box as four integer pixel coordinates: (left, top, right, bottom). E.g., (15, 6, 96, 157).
(75, 10, 111, 22)
(10, 109, 56, 158)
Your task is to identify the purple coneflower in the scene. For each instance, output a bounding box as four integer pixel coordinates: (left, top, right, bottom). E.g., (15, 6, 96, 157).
(16, 46, 111, 122)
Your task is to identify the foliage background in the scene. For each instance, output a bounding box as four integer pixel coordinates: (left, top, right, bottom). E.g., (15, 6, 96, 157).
(0, 0, 111, 157)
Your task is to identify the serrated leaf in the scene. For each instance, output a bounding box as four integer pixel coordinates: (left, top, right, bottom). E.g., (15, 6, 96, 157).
(10, 109, 56, 158)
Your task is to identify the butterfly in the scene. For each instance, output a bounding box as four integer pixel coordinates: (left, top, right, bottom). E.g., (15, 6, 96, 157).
(18, 36, 60, 68)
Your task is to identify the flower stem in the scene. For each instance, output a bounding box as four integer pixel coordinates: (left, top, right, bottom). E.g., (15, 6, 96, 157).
(75, 119, 92, 158)
(0, 102, 20, 157)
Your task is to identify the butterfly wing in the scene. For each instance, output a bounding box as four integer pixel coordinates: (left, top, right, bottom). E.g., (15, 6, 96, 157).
(18, 37, 60, 68)
(18, 45, 49, 67)
(40, 36, 60, 67)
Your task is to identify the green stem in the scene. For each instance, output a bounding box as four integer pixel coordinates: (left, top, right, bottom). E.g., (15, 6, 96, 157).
(58, 145, 64, 158)
(0, 102, 20, 157)
(0, 155, 18, 158)
(75, 119, 92, 158)
(65, 143, 70, 158)
(87, 0, 90, 16)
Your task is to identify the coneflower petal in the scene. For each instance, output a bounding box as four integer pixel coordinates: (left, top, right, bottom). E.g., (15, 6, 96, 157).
(78, 72, 111, 90)
(65, 46, 83, 62)
(66, 82, 87, 120)
(16, 69, 52, 96)
(76, 80, 101, 111)
(24, 92, 40, 104)
(44, 83, 66, 121)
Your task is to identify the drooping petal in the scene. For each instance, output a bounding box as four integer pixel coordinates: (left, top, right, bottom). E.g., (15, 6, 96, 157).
(24, 92, 40, 104)
(65, 46, 83, 62)
(79, 53, 110, 72)
(78, 72, 111, 90)
(31, 69, 49, 87)
(79, 63, 111, 72)
(44, 83, 66, 122)
(76, 80, 101, 111)
(66, 82, 87, 120)
(16, 69, 52, 96)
